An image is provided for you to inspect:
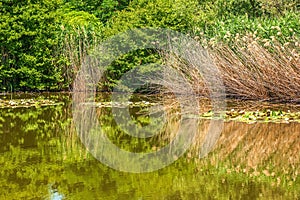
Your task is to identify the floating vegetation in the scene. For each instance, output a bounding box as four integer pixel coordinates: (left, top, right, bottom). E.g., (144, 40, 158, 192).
(84, 100, 300, 123)
(85, 101, 158, 108)
(0, 98, 63, 108)
(200, 109, 300, 123)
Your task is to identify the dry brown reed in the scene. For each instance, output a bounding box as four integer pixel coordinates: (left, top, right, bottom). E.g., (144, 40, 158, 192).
(212, 36, 300, 102)
(160, 51, 210, 97)
(161, 35, 300, 103)
(61, 26, 98, 87)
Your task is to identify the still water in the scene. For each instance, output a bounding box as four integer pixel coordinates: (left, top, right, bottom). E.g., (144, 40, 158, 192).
(0, 93, 299, 199)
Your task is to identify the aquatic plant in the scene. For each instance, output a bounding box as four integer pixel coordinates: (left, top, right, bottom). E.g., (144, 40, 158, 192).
(0, 97, 63, 108)
(200, 109, 300, 123)
(211, 34, 300, 102)
(160, 31, 300, 102)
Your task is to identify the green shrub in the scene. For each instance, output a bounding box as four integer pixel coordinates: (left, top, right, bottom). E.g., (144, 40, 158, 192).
(0, 0, 64, 91)
(95, 0, 201, 90)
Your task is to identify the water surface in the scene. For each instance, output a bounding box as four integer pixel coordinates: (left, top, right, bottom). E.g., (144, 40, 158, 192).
(0, 93, 299, 199)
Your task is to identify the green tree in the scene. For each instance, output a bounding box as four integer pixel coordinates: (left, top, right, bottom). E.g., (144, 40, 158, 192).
(96, 0, 201, 90)
(0, 0, 65, 91)
(103, 0, 200, 36)
(62, 0, 131, 23)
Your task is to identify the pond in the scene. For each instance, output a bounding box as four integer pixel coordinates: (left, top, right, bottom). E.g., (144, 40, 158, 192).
(0, 93, 299, 199)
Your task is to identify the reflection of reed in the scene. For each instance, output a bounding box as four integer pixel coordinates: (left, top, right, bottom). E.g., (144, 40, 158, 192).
(222, 122, 299, 168)
(193, 120, 300, 176)
(71, 89, 299, 176)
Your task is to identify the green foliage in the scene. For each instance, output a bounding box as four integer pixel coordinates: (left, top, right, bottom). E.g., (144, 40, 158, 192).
(0, 0, 299, 91)
(0, 0, 65, 91)
(197, 0, 299, 19)
(99, 49, 161, 91)
(103, 0, 200, 36)
(201, 11, 300, 44)
(62, 0, 130, 23)
(258, 0, 300, 15)
(96, 0, 201, 90)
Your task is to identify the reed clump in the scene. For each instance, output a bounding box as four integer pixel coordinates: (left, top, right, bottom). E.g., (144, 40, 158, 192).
(59, 25, 99, 89)
(211, 34, 300, 102)
(161, 33, 300, 102)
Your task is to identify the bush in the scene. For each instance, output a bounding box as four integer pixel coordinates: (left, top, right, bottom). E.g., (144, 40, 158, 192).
(0, 0, 64, 91)
(95, 0, 201, 90)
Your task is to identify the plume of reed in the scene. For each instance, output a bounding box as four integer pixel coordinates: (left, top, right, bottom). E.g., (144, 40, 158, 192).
(211, 36, 300, 102)
(60, 25, 99, 88)
(160, 34, 300, 102)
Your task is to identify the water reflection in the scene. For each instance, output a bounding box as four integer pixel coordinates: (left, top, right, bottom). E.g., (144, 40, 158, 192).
(48, 183, 64, 200)
(0, 93, 298, 199)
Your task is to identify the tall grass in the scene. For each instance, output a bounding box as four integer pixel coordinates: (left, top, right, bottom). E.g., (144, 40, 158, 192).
(161, 32, 300, 102)
(212, 35, 300, 102)
(59, 25, 99, 89)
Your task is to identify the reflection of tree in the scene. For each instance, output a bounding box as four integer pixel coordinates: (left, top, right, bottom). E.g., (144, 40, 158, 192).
(0, 104, 66, 151)
(0, 94, 87, 199)
(0, 94, 298, 199)
(95, 97, 182, 153)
